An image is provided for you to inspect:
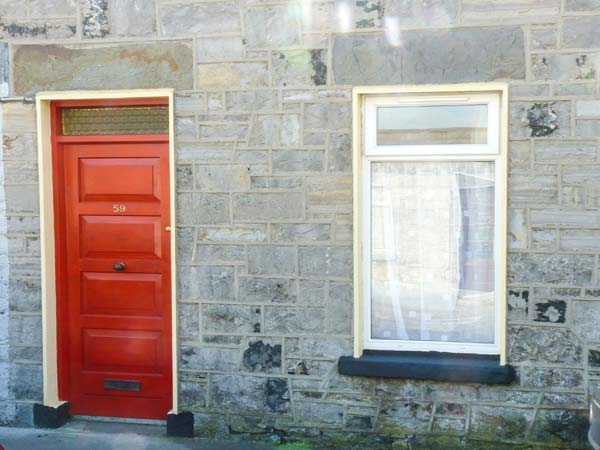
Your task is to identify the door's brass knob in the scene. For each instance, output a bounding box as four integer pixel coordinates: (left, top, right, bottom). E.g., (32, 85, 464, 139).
(114, 262, 126, 272)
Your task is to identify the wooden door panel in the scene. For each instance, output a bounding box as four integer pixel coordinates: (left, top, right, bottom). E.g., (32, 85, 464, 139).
(81, 272, 162, 316)
(79, 157, 160, 202)
(59, 139, 172, 420)
(82, 329, 164, 373)
(79, 215, 161, 258)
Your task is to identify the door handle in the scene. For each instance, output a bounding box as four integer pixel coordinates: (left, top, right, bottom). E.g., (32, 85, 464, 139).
(113, 262, 126, 272)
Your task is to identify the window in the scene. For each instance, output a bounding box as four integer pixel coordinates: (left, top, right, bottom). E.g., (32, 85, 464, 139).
(355, 86, 507, 359)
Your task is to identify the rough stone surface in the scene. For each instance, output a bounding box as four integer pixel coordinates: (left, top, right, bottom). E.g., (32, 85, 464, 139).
(12, 42, 193, 95)
(1, 1, 599, 447)
(333, 28, 526, 85)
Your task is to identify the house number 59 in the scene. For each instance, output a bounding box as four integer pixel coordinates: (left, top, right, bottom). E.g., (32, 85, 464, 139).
(113, 204, 126, 213)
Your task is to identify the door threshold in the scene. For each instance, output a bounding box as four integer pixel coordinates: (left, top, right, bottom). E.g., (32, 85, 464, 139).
(72, 415, 166, 425)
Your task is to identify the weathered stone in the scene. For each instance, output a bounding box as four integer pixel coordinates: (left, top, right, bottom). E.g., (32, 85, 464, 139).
(2, 134, 37, 161)
(264, 306, 326, 334)
(202, 304, 261, 334)
(232, 193, 304, 221)
(176, 193, 230, 225)
(160, 1, 240, 35)
(285, 337, 350, 359)
(298, 246, 352, 278)
(198, 225, 267, 243)
(329, 282, 353, 334)
(0, 19, 76, 39)
(83, 0, 155, 37)
(532, 53, 596, 81)
(522, 367, 584, 389)
(385, 0, 458, 27)
(13, 42, 193, 95)
(304, 103, 351, 130)
(194, 244, 245, 264)
(180, 346, 239, 372)
(178, 303, 199, 340)
(271, 50, 327, 87)
(242, 340, 282, 373)
(245, 5, 301, 48)
(573, 301, 600, 341)
(561, 230, 600, 251)
(196, 36, 244, 61)
(8, 278, 40, 313)
(179, 381, 207, 408)
(461, 0, 559, 22)
(562, 16, 600, 49)
(530, 409, 588, 447)
(507, 289, 529, 322)
(510, 102, 571, 138)
(9, 363, 42, 401)
(210, 374, 289, 412)
(239, 277, 297, 304)
(533, 299, 566, 323)
(565, 0, 600, 10)
(177, 266, 235, 300)
(469, 406, 533, 440)
(9, 315, 41, 346)
(508, 208, 527, 249)
(531, 28, 557, 50)
(273, 150, 324, 173)
(248, 245, 296, 276)
(530, 209, 598, 227)
(507, 326, 582, 364)
(509, 174, 559, 206)
(379, 400, 432, 432)
(307, 176, 353, 212)
(294, 401, 343, 425)
(271, 224, 330, 242)
(194, 165, 250, 192)
(249, 114, 300, 146)
(198, 62, 269, 90)
(328, 133, 352, 173)
(333, 28, 525, 85)
(534, 140, 597, 161)
(251, 177, 303, 190)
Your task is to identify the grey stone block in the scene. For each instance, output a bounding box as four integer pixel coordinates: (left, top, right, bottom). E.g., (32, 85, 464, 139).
(508, 326, 582, 364)
(209, 374, 289, 412)
(202, 304, 261, 334)
(298, 246, 352, 278)
(197, 62, 269, 89)
(9, 315, 42, 346)
(534, 141, 597, 162)
(532, 53, 596, 81)
(329, 282, 352, 334)
(333, 27, 525, 85)
(180, 346, 240, 372)
(160, 1, 240, 36)
(248, 245, 296, 276)
(176, 193, 230, 225)
(271, 224, 331, 242)
(245, 5, 301, 48)
(194, 165, 250, 192)
(530, 409, 588, 447)
(13, 42, 193, 95)
(9, 363, 42, 401)
(179, 381, 207, 409)
(194, 244, 245, 264)
(273, 150, 324, 173)
(8, 278, 40, 313)
(232, 193, 304, 221)
(469, 406, 533, 440)
(271, 50, 328, 87)
(239, 277, 297, 304)
(177, 266, 235, 300)
(197, 225, 267, 243)
(264, 306, 325, 334)
(304, 103, 351, 130)
(385, 0, 459, 27)
(565, 0, 600, 10)
(508, 253, 593, 285)
(562, 16, 600, 48)
(573, 301, 600, 341)
(178, 303, 200, 340)
(522, 367, 584, 389)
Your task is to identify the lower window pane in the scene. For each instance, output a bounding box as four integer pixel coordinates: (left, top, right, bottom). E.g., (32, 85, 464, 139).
(370, 161, 496, 344)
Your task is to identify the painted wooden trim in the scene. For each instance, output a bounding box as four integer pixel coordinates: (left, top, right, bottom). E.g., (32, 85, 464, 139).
(351, 83, 509, 365)
(36, 89, 179, 412)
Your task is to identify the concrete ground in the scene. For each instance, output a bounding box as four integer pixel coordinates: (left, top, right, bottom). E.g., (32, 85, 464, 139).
(0, 419, 277, 450)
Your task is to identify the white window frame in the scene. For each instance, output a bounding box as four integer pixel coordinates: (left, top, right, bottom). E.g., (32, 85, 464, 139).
(352, 84, 508, 364)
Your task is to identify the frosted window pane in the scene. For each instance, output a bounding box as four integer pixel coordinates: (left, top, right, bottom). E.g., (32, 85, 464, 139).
(377, 104, 487, 145)
(370, 161, 495, 344)
(62, 107, 169, 135)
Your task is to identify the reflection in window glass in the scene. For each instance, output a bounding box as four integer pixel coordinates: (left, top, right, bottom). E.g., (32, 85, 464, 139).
(370, 161, 495, 344)
(376, 104, 488, 145)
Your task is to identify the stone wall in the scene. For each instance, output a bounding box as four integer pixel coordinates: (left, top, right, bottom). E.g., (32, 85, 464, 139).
(0, 0, 599, 448)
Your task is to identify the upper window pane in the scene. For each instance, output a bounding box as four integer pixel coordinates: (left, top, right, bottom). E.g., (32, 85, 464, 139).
(62, 106, 169, 136)
(370, 161, 495, 344)
(376, 104, 488, 145)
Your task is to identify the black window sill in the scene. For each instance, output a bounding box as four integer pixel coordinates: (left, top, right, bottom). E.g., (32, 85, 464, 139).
(338, 350, 516, 384)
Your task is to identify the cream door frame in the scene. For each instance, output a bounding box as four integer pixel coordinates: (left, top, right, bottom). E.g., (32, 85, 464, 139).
(352, 83, 509, 365)
(36, 89, 179, 413)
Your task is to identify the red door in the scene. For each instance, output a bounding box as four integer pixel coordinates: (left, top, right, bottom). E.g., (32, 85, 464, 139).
(59, 140, 172, 419)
